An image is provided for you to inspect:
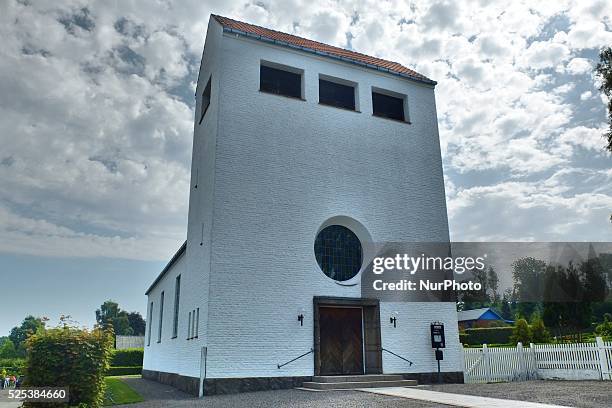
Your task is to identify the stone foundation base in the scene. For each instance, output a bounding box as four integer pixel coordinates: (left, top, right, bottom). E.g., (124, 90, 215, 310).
(142, 369, 200, 396)
(141, 369, 463, 396)
(399, 371, 464, 384)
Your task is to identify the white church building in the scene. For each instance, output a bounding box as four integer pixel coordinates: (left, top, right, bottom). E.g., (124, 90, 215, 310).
(143, 14, 463, 396)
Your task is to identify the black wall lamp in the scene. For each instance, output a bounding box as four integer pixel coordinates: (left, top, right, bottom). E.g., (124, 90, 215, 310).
(390, 311, 398, 328)
(297, 308, 305, 326)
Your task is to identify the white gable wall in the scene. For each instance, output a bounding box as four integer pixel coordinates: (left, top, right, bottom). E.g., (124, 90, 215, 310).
(143, 18, 224, 379)
(145, 19, 461, 381)
(201, 32, 460, 378)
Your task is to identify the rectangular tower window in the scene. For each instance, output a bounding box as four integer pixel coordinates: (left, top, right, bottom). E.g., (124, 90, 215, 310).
(172, 275, 181, 338)
(147, 302, 153, 346)
(157, 291, 164, 343)
(260, 64, 302, 99)
(319, 78, 356, 110)
(372, 90, 406, 122)
(199, 76, 211, 124)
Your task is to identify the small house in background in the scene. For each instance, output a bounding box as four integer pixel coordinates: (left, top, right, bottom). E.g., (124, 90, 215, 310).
(457, 307, 513, 329)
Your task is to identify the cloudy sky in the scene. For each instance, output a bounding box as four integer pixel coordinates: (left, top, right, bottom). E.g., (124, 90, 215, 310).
(0, 0, 611, 334)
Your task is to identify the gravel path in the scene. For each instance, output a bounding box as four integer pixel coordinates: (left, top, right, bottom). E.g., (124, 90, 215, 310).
(423, 381, 610, 408)
(117, 377, 450, 408)
(117, 377, 611, 408)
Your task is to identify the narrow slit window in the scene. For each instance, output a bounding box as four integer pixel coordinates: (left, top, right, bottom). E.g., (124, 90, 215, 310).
(172, 275, 181, 338)
(199, 77, 211, 123)
(187, 311, 192, 339)
(195, 308, 199, 338)
(191, 310, 196, 339)
(157, 291, 164, 343)
(147, 302, 153, 346)
(260, 64, 302, 98)
(372, 91, 406, 121)
(319, 79, 355, 110)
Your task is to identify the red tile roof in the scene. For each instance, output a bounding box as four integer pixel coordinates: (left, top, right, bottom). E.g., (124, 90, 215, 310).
(212, 15, 435, 85)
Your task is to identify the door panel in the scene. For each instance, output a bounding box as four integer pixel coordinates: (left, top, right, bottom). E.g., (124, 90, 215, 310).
(319, 307, 363, 375)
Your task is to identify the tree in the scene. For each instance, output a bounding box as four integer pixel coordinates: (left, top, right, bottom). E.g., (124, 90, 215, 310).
(8, 316, 46, 356)
(458, 267, 491, 310)
(127, 312, 146, 336)
(596, 46, 612, 151)
(511, 318, 531, 345)
(530, 316, 550, 343)
(96, 300, 132, 335)
(487, 266, 500, 304)
(512, 257, 546, 318)
(0, 338, 17, 358)
(96, 300, 146, 336)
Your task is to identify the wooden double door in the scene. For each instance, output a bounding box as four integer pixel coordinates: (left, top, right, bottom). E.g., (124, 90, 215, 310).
(319, 306, 364, 375)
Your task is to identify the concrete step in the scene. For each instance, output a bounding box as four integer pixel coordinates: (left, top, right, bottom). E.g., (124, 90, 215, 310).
(312, 374, 405, 383)
(301, 379, 418, 391)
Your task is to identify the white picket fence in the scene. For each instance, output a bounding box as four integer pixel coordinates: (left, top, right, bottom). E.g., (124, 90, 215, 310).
(463, 337, 612, 383)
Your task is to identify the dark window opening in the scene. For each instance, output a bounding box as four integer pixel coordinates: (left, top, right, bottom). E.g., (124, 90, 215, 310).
(172, 275, 180, 338)
(147, 302, 153, 346)
(260, 65, 301, 98)
(195, 308, 199, 338)
(372, 91, 405, 121)
(199, 77, 211, 124)
(319, 79, 356, 110)
(187, 311, 191, 339)
(157, 291, 164, 343)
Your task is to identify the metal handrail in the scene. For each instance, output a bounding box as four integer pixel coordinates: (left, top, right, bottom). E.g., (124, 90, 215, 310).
(382, 347, 414, 366)
(277, 348, 314, 369)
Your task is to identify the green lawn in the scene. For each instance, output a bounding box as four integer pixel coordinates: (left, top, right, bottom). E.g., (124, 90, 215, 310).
(103, 377, 144, 406)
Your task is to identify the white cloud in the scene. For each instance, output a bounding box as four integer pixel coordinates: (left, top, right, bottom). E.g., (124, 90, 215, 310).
(447, 169, 612, 241)
(558, 126, 609, 151)
(0, 0, 611, 259)
(519, 40, 570, 70)
(566, 57, 592, 75)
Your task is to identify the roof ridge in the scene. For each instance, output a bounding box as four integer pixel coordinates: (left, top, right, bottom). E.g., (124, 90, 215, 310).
(211, 14, 434, 85)
(212, 14, 407, 68)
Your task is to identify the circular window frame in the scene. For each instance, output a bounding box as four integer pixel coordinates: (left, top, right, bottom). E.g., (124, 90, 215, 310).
(313, 216, 373, 286)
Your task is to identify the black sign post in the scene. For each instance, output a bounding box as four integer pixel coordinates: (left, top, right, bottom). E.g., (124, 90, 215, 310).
(430, 322, 445, 384)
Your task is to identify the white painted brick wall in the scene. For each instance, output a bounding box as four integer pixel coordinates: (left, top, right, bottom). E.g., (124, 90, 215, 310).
(144, 17, 460, 380)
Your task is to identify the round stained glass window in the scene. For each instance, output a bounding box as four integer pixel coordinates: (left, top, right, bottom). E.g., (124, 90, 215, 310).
(314, 225, 363, 281)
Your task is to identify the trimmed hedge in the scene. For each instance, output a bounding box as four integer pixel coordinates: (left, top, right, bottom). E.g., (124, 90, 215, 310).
(462, 327, 513, 345)
(24, 325, 114, 408)
(111, 348, 143, 367)
(0, 358, 25, 367)
(106, 366, 142, 376)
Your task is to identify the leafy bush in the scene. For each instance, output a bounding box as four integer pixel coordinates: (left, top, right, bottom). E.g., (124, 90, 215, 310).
(111, 348, 143, 367)
(106, 366, 142, 376)
(462, 327, 514, 345)
(24, 322, 113, 408)
(511, 318, 531, 345)
(0, 366, 22, 377)
(530, 317, 551, 343)
(595, 319, 612, 337)
(459, 333, 468, 345)
(0, 357, 25, 368)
